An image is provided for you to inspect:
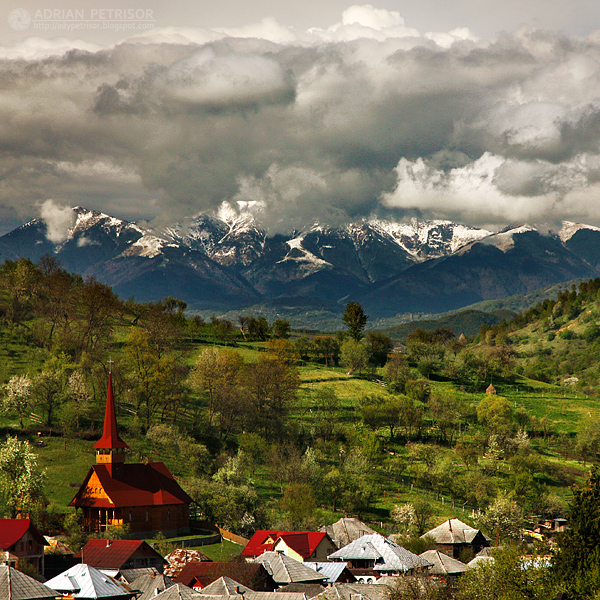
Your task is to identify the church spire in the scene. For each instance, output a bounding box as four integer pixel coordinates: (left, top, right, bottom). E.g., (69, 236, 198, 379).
(93, 371, 128, 464)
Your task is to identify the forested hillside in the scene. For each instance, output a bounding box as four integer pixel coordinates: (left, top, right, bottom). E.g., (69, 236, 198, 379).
(1, 256, 600, 554)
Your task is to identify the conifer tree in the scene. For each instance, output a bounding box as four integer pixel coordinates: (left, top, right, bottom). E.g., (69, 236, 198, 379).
(553, 466, 600, 598)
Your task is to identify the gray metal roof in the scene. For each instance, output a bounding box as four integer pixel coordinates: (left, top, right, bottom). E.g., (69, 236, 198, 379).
(132, 573, 175, 600)
(328, 535, 431, 573)
(119, 567, 162, 584)
(253, 553, 326, 584)
(247, 591, 307, 600)
(154, 583, 205, 600)
(0, 566, 57, 600)
(301, 562, 350, 584)
(467, 556, 494, 569)
(45, 564, 134, 598)
(201, 577, 253, 596)
(418, 551, 467, 575)
(314, 582, 392, 600)
(193, 592, 307, 600)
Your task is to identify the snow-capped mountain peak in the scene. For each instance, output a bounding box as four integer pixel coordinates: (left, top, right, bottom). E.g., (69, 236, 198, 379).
(558, 221, 600, 243)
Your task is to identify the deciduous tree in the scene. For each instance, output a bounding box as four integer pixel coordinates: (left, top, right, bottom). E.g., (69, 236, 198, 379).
(2, 374, 33, 429)
(342, 302, 368, 341)
(0, 436, 47, 518)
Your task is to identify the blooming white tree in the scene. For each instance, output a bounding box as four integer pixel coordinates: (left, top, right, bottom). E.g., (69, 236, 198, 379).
(391, 502, 416, 532)
(3, 374, 33, 429)
(0, 435, 46, 517)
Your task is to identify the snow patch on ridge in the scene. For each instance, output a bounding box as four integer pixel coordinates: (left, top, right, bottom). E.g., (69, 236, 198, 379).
(278, 233, 332, 273)
(480, 225, 536, 252)
(121, 235, 179, 258)
(558, 221, 600, 242)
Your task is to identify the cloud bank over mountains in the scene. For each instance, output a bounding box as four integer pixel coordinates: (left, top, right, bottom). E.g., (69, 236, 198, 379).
(2, 4, 600, 233)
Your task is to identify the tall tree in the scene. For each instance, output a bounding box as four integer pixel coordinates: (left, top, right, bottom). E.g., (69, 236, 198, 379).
(553, 466, 600, 598)
(342, 301, 368, 341)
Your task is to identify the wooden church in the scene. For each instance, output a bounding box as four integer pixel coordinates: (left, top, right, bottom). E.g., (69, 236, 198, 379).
(69, 372, 192, 536)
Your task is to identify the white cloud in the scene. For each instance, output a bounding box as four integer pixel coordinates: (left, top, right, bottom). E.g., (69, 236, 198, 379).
(39, 200, 75, 243)
(1, 8, 600, 231)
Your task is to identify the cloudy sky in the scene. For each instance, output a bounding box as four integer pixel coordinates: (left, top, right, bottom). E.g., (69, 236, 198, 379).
(1, 0, 600, 234)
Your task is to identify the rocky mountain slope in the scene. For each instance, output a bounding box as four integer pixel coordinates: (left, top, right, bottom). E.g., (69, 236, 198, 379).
(1, 208, 599, 322)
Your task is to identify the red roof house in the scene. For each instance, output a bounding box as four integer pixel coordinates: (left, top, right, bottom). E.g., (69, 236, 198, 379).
(69, 373, 192, 536)
(241, 531, 336, 562)
(0, 518, 48, 575)
(75, 539, 166, 573)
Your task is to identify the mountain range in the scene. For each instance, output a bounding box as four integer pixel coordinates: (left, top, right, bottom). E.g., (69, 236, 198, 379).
(1, 207, 599, 327)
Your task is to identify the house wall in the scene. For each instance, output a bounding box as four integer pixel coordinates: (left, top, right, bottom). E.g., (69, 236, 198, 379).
(8, 530, 45, 575)
(122, 545, 166, 572)
(311, 538, 337, 561)
(83, 504, 189, 536)
(271, 537, 337, 562)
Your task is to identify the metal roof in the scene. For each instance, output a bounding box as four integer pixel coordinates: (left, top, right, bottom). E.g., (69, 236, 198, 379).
(242, 532, 329, 559)
(0, 566, 57, 600)
(418, 551, 467, 575)
(70, 462, 193, 509)
(253, 553, 326, 584)
(201, 577, 253, 595)
(76, 539, 165, 569)
(301, 562, 350, 584)
(154, 583, 205, 599)
(328, 535, 431, 573)
(422, 519, 485, 545)
(0, 519, 47, 550)
(133, 573, 176, 600)
(44, 564, 134, 598)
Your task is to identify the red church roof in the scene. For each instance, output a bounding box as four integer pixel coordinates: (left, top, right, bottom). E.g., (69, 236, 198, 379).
(75, 539, 164, 569)
(241, 531, 329, 559)
(93, 372, 128, 450)
(0, 519, 47, 550)
(69, 462, 193, 508)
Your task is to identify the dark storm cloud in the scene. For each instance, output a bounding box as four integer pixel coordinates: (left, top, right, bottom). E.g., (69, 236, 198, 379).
(2, 7, 600, 230)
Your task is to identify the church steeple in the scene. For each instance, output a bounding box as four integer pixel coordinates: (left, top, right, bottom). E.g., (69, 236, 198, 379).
(93, 371, 128, 464)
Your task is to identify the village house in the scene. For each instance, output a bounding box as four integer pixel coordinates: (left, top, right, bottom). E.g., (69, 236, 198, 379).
(253, 552, 327, 586)
(44, 563, 137, 599)
(242, 531, 336, 562)
(418, 550, 468, 583)
(320, 518, 377, 550)
(0, 518, 48, 576)
(69, 372, 192, 536)
(75, 539, 167, 575)
(328, 534, 431, 579)
(422, 519, 490, 560)
(129, 572, 176, 600)
(176, 562, 277, 592)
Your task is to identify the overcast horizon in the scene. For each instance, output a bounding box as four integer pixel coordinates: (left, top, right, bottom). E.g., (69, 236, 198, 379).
(2, 1, 600, 238)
